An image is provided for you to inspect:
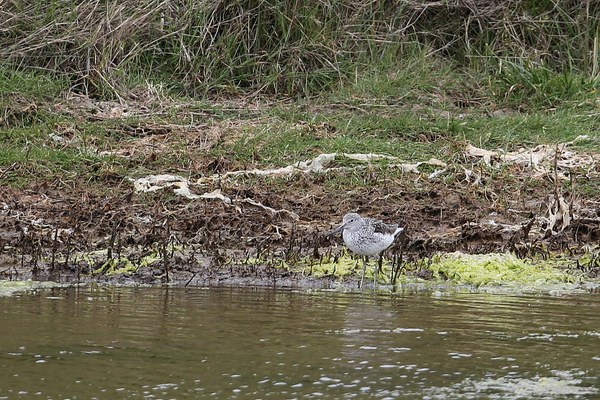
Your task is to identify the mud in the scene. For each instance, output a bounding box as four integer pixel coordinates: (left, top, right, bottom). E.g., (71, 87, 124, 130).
(2, 167, 599, 287)
(1, 97, 600, 287)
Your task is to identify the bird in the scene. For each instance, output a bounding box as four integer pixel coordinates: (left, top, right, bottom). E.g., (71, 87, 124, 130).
(327, 213, 404, 289)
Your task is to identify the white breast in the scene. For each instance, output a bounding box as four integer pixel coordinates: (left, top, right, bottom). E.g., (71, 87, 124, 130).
(342, 229, 395, 257)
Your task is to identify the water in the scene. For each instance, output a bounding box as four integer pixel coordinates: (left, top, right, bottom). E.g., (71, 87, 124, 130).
(0, 285, 599, 399)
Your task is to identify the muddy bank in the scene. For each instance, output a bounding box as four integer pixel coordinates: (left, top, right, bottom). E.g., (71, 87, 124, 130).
(1, 94, 600, 286)
(1, 147, 599, 287)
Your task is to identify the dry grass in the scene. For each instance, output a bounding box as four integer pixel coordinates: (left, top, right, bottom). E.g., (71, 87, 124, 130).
(2, 0, 599, 97)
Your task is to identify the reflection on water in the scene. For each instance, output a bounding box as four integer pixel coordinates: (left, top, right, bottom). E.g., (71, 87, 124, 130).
(0, 285, 599, 399)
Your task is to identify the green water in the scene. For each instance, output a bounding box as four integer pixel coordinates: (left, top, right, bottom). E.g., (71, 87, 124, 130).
(0, 285, 599, 399)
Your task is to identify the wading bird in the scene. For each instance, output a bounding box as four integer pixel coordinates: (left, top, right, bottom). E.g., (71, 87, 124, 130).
(328, 213, 404, 289)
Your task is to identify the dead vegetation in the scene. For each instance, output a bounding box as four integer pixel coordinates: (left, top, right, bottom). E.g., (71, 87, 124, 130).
(1, 97, 599, 286)
(2, 0, 599, 97)
(2, 1, 600, 286)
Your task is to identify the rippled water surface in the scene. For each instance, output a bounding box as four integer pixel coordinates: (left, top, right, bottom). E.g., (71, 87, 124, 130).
(1, 285, 599, 399)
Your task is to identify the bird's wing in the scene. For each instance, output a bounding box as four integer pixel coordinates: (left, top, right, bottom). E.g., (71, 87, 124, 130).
(370, 219, 399, 235)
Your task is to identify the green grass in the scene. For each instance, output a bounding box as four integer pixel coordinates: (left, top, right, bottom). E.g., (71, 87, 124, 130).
(1, 1, 600, 187)
(0, 68, 65, 128)
(2, 64, 599, 190)
(490, 59, 600, 110)
(212, 92, 599, 171)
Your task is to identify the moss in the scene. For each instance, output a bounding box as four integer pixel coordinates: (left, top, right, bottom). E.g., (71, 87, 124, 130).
(280, 251, 591, 292)
(427, 252, 581, 287)
(0, 280, 65, 297)
(282, 251, 396, 282)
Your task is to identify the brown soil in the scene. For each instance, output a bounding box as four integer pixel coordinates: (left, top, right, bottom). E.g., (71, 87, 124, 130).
(1, 96, 600, 287)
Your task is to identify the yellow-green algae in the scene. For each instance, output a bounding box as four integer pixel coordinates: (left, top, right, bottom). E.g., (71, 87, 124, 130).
(426, 252, 581, 287)
(0, 280, 66, 297)
(66, 246, 172, 276)
(91, 252, 163, 275)
(282, 251, 589, 290)
(283, 250, 397, 281)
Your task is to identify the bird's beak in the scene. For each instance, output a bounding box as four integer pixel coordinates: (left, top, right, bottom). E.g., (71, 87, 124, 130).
(326, 223, 345, 237)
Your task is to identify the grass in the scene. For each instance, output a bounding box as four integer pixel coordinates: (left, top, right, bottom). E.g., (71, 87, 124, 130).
(2, 2, 599, 287)
(1, 71, 599, 190)
(2, 0, 600, 97)
(490, 59, 600, 110)
(1, 1, 600, 189)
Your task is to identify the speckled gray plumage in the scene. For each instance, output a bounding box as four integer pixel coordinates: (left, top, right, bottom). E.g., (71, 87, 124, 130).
(328, 213, 404, 289)
(340, 214, 401, 256)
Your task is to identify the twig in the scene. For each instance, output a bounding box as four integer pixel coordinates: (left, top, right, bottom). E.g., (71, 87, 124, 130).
(0, 162, 17, 181)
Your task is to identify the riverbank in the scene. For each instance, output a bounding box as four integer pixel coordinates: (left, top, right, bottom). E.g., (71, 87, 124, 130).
(1, 93, 599, 289)
(2, 1, 600, 289)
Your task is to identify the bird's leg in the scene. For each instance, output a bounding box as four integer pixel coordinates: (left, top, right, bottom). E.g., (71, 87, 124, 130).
(376, 254, 385, 288)
(359, 256, 367, 290)
(373, 257, 378, 289)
